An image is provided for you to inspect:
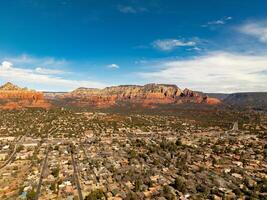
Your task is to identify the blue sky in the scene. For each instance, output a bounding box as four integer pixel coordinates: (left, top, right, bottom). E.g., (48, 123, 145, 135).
(0, 0, 267, 92)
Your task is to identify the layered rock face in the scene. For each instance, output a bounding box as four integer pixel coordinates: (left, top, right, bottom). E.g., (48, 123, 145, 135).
(0, 82, 50, 109)
(56, 84, 220, 108)
(0, 82, 220, 109)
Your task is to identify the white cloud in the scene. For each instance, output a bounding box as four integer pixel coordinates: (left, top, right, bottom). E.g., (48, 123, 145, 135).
(117, 5, 147, 14)
(107, 64, 119, 69)
(35, 67, 65, 75)
(152, 39, 196, 51)
(0, 61, 106, 91)
(239, 21, 267, 43)
(1, 61, 13, 69)
(187, 47, 202, 51)
(118, 5, 136, 13)
(203, 16, 232, 27)
(209, 20, 225, 25)
(5, 54, 67, 68)
(138, 52, 267, 93)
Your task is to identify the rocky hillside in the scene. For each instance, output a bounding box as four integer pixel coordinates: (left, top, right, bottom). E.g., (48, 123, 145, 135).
(0, 82, 50, 109)
(54, 84, 221, 108)
(0, 82, 26, 90)
(223, 92, 267, 110)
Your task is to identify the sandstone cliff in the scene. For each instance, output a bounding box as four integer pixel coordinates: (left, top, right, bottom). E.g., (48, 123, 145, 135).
(0, 82, 220, 109)
(54, 83, 221, 108)
(0, 82, 50, 109)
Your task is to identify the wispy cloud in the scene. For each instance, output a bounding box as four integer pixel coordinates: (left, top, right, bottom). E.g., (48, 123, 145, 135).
(0, 59, 106, 91)
(117, 5, 147, 14)
(152, 39, 196, 51)
(138, 51, 267, 93)
(107, 63, 120, 69)
(238, 20, 267, 43)
(4, 54, 67, 68)
(35, 67, 65, 75)
(202, 16, 232, 27)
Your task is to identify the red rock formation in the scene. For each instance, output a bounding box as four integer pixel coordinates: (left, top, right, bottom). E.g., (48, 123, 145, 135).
(205, 97, 221, 105)
(0, 82, 51, 110)
(51, 83, 221, 108)
(0, 91, 43, 101)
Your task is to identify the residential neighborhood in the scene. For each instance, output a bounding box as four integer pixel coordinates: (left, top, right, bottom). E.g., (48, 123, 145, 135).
(0, 109, 266, 199)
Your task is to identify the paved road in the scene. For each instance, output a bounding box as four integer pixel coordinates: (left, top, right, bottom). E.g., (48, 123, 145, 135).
(34, 145, 50, 200)
(70, 144, 83, 200)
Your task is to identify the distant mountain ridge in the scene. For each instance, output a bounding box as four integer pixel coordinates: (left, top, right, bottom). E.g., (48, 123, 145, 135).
(223, 92, 267, 110)
(1, 82, 266, 110)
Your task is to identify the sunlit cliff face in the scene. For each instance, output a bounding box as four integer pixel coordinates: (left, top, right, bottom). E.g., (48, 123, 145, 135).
(0, 82, 50, 110)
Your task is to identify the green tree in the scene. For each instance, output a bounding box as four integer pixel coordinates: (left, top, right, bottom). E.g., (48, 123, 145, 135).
(174, 177, 186, 193)
(84, 189, 105, 200)
(26, 189, 36, 200)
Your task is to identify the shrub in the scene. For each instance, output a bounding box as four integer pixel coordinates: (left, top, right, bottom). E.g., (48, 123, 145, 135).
(128, 150, 137, 159)
(51, 167, 60, 178)
(134, 179, 142, 192)
(26, 189, 36, 200)
(125, 191, 138, 200)
(174, 177, 186, 193)
(175, 138, 182, 146)
(162, 185, 175, 200)
(84, 189, 105, 200)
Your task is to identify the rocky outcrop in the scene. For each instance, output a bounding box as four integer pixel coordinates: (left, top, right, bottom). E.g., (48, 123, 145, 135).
(0, 82, 26, 91)
(56, 84, 221, 108)
(0, 82, 220, 109)
(0, 82, 50, 110)
(205, 97, 221, 105)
